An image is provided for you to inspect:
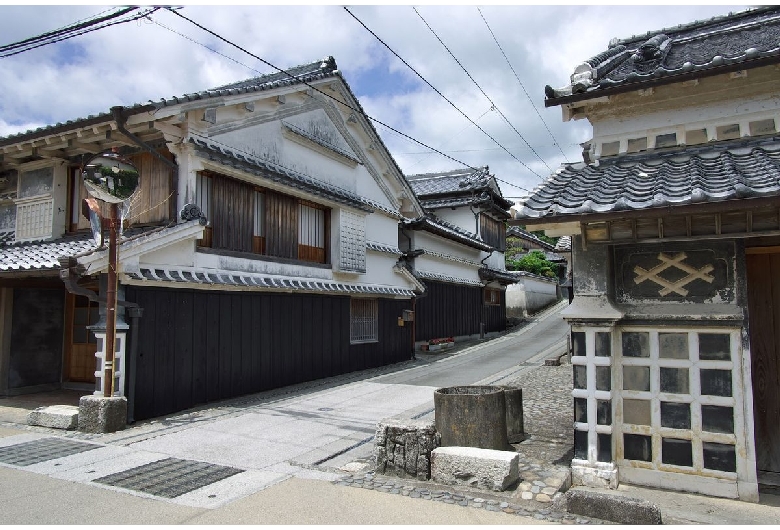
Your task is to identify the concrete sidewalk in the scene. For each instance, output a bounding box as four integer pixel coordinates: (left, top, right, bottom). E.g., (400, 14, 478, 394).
(1, 300, 778, 525)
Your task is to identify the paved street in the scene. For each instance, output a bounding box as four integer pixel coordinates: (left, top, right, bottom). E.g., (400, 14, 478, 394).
(2, 300, 777, 524)
(0, 302, 569, 524)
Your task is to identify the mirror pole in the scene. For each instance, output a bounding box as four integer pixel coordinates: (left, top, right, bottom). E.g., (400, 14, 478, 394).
(104, 202, 119, 397)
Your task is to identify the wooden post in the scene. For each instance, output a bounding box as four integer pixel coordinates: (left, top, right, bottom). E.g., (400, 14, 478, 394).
(104, 203, 119, 397)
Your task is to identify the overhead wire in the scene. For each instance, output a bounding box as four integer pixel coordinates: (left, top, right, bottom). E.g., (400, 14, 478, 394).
(477, 7, 569, 162)
(413, 7, 551, 175)
(0, 7, 159, 58)
(162, 7, 532, 194)
(343, 6, 544, 182)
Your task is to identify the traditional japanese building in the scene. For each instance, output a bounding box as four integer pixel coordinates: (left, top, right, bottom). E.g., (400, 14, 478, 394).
(404, 167, 515, 342)
(513, 7, 780, 501)
(0, 57, 425, 422)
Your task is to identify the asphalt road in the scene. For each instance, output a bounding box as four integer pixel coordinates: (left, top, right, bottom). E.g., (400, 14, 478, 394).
(374, 301, 570, 388)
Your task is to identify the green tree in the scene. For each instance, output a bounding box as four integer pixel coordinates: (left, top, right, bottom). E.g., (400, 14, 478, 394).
(506, 250, 558, 278)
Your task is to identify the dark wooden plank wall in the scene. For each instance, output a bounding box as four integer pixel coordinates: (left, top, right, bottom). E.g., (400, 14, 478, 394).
(211, 175, 254, 252)
(415, 281, 482, 341)
(125, 286, 412, 421)
(484, 289, 506, 333)
(8, 288, 65, 389)
(73, 151, 172, 231)
(265, 191, 299, 259)
(746, 252, 780, 473)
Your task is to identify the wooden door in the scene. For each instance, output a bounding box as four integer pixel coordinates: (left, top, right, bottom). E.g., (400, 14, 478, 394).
(746, 251, 780, 481)
(63, 293, 98, 383)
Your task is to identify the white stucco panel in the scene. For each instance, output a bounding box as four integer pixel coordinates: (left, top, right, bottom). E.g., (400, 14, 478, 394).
(366, 212, 400, 247)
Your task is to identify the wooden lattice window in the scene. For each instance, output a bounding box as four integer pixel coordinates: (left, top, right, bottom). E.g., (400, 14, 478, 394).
(484, 288, 501, 306)
(350, 298, 378, 344)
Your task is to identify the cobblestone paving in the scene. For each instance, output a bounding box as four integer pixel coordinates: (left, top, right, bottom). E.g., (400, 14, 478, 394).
(332, 358, 606, 524)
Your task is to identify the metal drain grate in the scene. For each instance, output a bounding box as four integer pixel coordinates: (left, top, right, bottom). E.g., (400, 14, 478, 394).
(0, 438, 101, 466)
(94, 457, 244, 498)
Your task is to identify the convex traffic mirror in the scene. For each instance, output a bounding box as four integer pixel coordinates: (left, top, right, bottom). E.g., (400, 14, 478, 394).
(82, 152, 139, 204)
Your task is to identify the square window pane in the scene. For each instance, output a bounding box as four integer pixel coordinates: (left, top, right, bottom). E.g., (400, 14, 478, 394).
(622, 332, 650, 357)
(662, 438, 692, 467)
(596, 366, 611, 391)
(595, 332, 611, 357)
(624, 433, 652, 462)
(572, 332, 586, 356)
(703, 442, 736, 472)
(597, 400, 611, 426)
(702, 405, 734, 434)
(699, 333, 731, 361)
(573, 365, 587, 390)
(700, 369, 732, 397)
(661, 401, 691, 429)
(574, 430, 588, 460)
(623, 399, 651, 425)
(597, 433, 612, 462)
(660, 367, 689, 394)
(574, 398, 588, 423)
(659, 333, 688, 359)
(623, 366, 650, 391)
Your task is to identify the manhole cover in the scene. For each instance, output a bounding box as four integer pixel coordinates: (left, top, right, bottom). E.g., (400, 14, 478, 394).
(94, 457, 244, 498)
(0, 438, 101, 466)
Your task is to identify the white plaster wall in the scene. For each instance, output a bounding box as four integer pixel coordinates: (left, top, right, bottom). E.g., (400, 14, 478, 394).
(366, 213, 400, 247)
(591, 93, 780, 147)
(506, 275, 559, 317)
(431, 208, 478, 235)
(415, 253, 480, 283)
(138, 239, 196, 268)
(413, 231, 482, 262)
(481, 251, 506, 270)
(362, 252, 403, 286)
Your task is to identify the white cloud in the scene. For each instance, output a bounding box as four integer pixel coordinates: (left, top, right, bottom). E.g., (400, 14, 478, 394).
(0, 4, 745, 195)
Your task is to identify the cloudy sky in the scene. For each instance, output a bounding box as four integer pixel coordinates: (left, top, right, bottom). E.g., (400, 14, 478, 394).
(0, 4, 746, 197)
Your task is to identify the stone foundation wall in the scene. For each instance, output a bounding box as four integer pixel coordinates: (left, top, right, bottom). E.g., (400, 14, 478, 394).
(374, 418, 440, 479)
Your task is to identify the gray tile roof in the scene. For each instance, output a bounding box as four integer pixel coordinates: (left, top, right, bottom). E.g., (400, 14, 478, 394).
(125, 266, 415, 297)
(478, 266, 519, 284)
(407, 167, 514, 211)
(0, 225, 167, 273)
(554, 236, 572, 252)
(413, 269, 483, 287)
(0, 59, 338, 146)
(403, 214, 492, 252)
(515, 136, 780, 221)
(546, 6, 780, 103)
(506, 226, 556, 251)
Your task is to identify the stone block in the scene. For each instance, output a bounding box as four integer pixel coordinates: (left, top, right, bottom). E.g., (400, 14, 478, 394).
(430, 446, 519, 491)
(78, 396, 127, 433)
(27, 405, 79, 430)
(562, 489, 662, 524)
(374, 418, 437, 479)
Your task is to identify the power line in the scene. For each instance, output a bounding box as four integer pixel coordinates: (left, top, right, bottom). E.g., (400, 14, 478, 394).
(0, 7, 159, 58)
(162, 7, 532, 194)
(343, 6, 544, 181)
(413, 7, 551, 175)
(477, 7, 569, 162)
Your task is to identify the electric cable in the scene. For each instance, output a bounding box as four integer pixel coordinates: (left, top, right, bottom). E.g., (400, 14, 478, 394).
(413, 7, 551, 175)
(0, 7, 159, 58)
(343, 6, 544, 181)
(163, 7, 531, 194)
(477, 7, 569, 162)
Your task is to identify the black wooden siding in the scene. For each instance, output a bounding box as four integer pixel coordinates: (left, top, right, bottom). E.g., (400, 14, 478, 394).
(484, 290, 506, 334)
(8, 287, 64, 389)
(415, 281, 506, 341)
(125, 286, 412, 421)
